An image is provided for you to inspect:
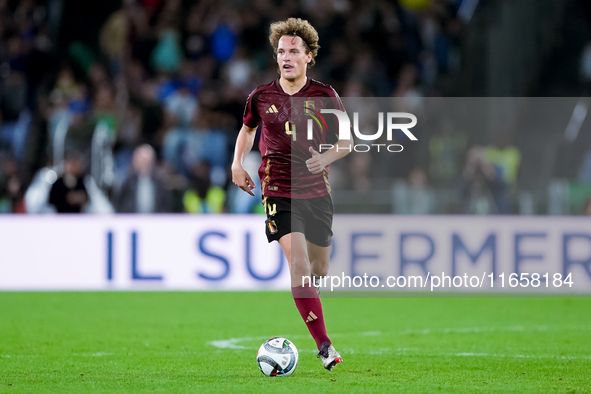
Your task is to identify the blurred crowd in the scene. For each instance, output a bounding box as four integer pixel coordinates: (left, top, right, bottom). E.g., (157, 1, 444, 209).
(0, 0, 468, 214)
(0, 0, 581, 216)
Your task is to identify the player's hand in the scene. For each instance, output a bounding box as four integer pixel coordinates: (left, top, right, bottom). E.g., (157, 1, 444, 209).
(306, 147, 327, 174)
(232, 164, 256, 196)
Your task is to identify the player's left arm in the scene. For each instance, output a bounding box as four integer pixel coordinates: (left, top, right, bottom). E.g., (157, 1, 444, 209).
(305, 137, 352, 175)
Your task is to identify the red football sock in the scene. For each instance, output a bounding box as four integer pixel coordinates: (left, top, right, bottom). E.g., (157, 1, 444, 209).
(291, 285, 331, 351)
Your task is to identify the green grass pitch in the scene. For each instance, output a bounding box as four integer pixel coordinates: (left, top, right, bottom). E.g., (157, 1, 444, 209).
(1, 292, 590, 393)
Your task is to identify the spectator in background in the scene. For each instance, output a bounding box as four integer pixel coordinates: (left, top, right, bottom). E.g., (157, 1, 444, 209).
(135, 79, 166, 152)
(113, 104, 143, 178)
(578, 149, 591, 184)
(210, 11, 238, 64)
(394, 63, 424, 114)
(183, 111, 228, 181)
(347, 153, 372, 195)
(63, 96, 94, 157)
(428, 118, 467, 186)
(0, 155, 26, 213)
(0, 155, 9, 212)
(461, 145, 509, 214)
(162, 78, 199, 177)
(222, 46, 253, 89)
(150, 0, 184, 75)
(183, 161, 225, 214)
(483, 133, 521, 187)
(91, 83, 118, 139)
(48, 151, 88, 213)
(166, 65, 200, 128)
(392, 168, 436, 214)
(99, 4, 129, 77)
(113, 144, 172, 213)
(582, 197, 591, 215)
(48, 66, 79, 143)
(183, 2, 210, 61)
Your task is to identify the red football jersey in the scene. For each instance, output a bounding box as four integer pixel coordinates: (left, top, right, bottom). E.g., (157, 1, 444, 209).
(243, 78, 345, 199)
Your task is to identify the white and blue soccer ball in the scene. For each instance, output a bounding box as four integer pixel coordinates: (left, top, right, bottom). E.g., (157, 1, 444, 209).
(256, 337, 299, 377)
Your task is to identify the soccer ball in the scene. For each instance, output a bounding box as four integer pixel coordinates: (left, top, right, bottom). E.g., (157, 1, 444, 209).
(256, 337, 299, 377)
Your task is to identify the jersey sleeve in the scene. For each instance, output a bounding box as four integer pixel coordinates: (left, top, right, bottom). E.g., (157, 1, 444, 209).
(325, 86, 346, 144)
(243, 88, 261, 128)
(331, 86, 346, 112)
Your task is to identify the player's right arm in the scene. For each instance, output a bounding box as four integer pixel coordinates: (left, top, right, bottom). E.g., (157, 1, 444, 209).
(231, 124, 258, 196)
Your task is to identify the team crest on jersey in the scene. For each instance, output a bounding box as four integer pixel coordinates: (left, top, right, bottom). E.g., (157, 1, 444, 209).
(266, 104, 279, 113)
(304, 100, 314, 113)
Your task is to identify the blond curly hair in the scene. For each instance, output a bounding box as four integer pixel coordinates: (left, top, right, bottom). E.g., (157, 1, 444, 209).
(269, 18, 320, 66)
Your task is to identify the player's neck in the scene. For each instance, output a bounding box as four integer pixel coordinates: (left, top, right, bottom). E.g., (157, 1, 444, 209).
(279, 76, 307, 95)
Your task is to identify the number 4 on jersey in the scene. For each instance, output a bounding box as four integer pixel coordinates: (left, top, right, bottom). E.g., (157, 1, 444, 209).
(285, 121, 296, 141)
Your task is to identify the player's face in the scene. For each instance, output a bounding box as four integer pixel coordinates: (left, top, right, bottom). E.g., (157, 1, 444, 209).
(277, 36, 312, 81)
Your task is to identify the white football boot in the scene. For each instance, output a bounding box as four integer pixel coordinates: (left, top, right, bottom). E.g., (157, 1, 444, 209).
(317, 344, 343, 371)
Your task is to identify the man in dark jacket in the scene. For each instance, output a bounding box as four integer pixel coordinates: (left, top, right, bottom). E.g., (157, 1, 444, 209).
(49, 152, 89, 213)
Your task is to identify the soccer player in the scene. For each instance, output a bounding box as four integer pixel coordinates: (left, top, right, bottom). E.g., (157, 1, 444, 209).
(231, 18, 351, 371)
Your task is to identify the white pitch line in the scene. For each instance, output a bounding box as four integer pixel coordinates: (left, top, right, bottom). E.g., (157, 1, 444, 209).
(209, 324, 591, 350)
(447, 352, 591, 360)
(209, 337, 263, 350)
(209, 325, 591, 360)
(361, 331, 382, 336)
(208, 331, 379, 350)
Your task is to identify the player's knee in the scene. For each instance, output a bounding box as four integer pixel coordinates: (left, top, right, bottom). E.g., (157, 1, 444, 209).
(310, 257, 329, 277)
(290, 257, 311, 279)
(317, 269, 329, 277)
(291, 255, 310, 268)
(312, 264, 329, 277)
